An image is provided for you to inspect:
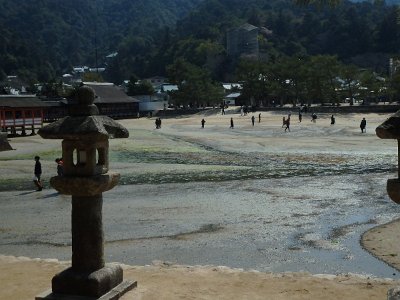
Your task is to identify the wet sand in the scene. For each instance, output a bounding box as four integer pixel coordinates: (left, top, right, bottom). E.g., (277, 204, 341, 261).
(362, 218, 400, 271)
(1, 109, 400, 299)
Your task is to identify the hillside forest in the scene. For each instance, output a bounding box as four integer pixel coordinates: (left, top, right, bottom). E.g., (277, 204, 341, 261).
(1, 0, 400, 106)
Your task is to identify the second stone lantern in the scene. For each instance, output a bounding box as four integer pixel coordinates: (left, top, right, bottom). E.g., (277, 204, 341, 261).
(36, 86, 136, 299)
(376, 111, 400, 204)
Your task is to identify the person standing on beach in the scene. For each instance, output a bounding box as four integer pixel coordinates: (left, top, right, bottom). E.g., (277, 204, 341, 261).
(155, 118, 162, 129)
(298, 111, 302, 123)
(230, 117, 234, 128)
(331, 115, 335, 125)
(201, 118, 206, 128)
(55, 158, 64, 176)
(258, 113, 261, 123)
(251, 115, 255, 126)
(360, 117, 366, 133)
(33, 156, 43, 191)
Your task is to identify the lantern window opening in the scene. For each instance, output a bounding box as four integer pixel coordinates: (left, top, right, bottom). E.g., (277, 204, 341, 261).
(72, 149, 78, 166)
(97, 148, 106, 166)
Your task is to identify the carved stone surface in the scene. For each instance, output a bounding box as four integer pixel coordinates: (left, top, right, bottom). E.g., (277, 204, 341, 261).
(71, 195, 105, 272)
(376, 111, 400, 139)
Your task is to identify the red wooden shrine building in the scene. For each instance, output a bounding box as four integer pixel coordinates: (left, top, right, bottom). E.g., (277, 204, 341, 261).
(0, 95, 46, 135)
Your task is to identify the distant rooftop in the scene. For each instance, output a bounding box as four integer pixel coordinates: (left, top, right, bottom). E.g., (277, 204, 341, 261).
(83, 82, 139, 104)
(106, 52, 118, 58)
(225, 92, 241, 98)
(83, 82, 113, 86)
(222, 83, 242, 90)
(229, 23, 258, 32)
(0, 95, 52, 108)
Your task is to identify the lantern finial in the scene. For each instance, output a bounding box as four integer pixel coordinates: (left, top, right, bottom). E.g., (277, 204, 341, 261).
(70, 86, 99, 116)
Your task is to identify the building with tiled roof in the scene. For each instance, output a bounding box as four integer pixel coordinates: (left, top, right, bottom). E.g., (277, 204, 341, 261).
(83, 82, 139, 119)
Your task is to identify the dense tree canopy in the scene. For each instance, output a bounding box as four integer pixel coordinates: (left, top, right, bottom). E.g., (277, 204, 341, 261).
(0, 0, 400, 85)
(167, 58, 224, 107)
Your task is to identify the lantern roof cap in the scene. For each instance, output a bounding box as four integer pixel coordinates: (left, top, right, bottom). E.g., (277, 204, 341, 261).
(376, 110, 400, 139)
(38, 86, 128, 139)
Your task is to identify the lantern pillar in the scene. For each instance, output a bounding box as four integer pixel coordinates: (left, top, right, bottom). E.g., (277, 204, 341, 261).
(36, 86, 136, 299)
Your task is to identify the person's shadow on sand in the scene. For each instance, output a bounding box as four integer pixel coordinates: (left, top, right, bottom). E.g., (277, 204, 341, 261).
(18, 191, 60, 199)
(41, 192, 60, 199)
(18, 191, 36, 196)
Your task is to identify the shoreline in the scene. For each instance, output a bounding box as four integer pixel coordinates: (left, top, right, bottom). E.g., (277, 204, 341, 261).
(1, 254, 399, 300)
(362, 217, 400, 273)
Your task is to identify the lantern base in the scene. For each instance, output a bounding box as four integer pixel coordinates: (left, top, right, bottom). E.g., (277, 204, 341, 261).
(36, 264, 136, 299)
(36, 280, 136, 300)
(50, 173, 120, 196)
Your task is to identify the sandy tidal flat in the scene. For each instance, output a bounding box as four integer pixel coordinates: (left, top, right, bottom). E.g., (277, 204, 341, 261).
(1, 110, 400, 299)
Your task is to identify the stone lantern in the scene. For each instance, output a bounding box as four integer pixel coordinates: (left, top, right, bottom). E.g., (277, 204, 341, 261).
(376, 111, 400, 204)
(376, 110, 400, 300)
(36, 86, 136, 299)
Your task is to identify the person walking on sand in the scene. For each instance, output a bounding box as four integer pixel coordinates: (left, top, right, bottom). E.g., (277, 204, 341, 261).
(230, 117, 234, 129)
(201, 118, 206, 128)
(284, 115, 291, 132)
(331, 115, 335, 125)
(155, 118, 162, 129)
(251, 115, 255, 126)
(258, 113, 261, 123)
(282, 116, 286, 128)
(298, 111, 302, 123)
(33, 156, 43, 191)
(360, 117, 366, 133)
(311, 113, 317, 123)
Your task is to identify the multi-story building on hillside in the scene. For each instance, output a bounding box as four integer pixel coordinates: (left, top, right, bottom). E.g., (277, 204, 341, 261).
(227, 23, 259, 59)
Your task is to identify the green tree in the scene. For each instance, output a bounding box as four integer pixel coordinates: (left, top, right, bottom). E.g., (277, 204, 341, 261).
(82, 72, 104, 83)
(293, 0, 341, 6)
(306, 55, 341, 105)
(128, 78, 155, 96)
(235, 59, 269, 107)
(271, 57, 309, 107)
(167, 59, 223, 107)
(340, 64, 360, 105)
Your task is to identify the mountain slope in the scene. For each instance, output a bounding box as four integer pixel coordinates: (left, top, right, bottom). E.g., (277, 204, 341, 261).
(0, 0, 202, 82)
(0, 0, 398, 83)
